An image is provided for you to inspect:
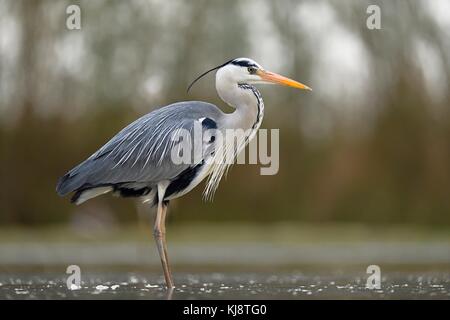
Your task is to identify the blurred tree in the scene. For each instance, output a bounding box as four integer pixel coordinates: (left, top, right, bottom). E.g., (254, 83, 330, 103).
(0, 0, 449, 226)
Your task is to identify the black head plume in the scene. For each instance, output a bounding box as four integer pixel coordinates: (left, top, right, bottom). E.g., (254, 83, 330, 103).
(187, 58, 235, 93)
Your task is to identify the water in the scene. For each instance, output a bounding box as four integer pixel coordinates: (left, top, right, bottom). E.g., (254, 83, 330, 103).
(1, 226, 449, 299)
(1, 271, 449, 299)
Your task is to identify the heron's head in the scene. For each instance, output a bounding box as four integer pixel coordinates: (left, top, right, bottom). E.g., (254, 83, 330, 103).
(188, 57, 311, 92)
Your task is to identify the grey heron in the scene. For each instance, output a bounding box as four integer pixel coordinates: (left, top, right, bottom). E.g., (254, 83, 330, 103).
(56, 57, 311, 289)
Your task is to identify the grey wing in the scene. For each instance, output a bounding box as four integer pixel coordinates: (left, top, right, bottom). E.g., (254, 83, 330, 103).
(56, 101, 222, 196)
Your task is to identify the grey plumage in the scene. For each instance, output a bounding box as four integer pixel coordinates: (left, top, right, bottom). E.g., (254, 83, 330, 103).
(56, 101, 223, 202)
(55, 57, 311, 289)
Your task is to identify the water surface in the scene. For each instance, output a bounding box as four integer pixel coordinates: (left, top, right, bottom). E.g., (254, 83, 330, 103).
(1, 271, 449, 299)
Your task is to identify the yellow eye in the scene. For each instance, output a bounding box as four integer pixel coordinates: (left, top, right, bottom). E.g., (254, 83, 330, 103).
(247, 67, 257, 74)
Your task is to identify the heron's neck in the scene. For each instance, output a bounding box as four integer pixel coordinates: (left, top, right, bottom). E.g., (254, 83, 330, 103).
(217, 82, 264, 131)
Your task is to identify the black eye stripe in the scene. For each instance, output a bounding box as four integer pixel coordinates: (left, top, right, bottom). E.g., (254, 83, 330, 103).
(188, 58, 261, 92)
(230, 60, 258, 68)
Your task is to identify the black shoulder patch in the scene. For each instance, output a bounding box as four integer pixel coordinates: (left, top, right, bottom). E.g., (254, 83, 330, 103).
(115, 186, 151, 198)
(201, 117, 217, 130)
(165, 161, 204, 199)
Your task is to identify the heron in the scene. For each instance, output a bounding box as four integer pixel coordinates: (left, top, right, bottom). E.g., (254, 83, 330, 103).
(56, 57, 311, 289)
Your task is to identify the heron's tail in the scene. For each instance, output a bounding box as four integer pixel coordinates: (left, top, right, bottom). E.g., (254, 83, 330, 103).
(56, 164, 90, 197)
(56, 172, 78, 196)
(56, 157, 94, 196)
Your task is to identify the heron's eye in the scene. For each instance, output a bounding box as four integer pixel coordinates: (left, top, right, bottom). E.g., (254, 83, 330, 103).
(247, 67, 257, 74)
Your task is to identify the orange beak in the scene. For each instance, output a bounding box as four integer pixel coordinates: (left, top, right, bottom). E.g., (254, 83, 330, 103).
(257, 69, 312, 91)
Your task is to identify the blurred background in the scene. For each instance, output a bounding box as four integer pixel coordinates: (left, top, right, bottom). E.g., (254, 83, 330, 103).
(0, 0, 450, 276)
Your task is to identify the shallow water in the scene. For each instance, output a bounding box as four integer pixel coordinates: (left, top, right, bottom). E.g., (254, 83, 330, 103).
(1, 230, 450, 299)
(1, 271, 449, 299)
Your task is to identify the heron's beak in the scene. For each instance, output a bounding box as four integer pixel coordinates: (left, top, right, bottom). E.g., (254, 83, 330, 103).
(257, 69, 312, 91)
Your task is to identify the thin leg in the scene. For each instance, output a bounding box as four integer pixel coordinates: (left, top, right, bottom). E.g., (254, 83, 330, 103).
(153, 200, 174, 289)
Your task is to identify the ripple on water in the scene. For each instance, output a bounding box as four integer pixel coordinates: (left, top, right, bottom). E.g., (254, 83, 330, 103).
(0, 272, 449, 299)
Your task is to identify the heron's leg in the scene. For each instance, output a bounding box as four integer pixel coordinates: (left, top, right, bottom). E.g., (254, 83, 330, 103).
(153, 200, 174, 289)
